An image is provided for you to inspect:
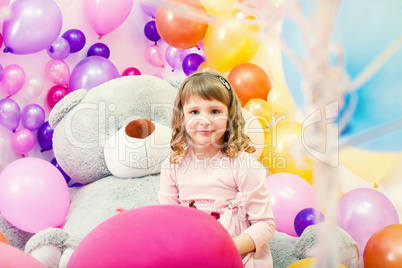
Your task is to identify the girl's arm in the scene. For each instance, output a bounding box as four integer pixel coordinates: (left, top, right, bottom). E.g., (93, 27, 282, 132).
(158, 158, 180, 205)
(233, 233, 256, 254)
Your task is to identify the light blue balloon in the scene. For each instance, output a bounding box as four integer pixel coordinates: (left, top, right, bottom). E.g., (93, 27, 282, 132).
(281, 0, 402, 151)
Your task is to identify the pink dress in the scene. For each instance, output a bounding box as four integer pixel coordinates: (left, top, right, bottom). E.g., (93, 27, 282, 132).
(158, 146, 276, 267)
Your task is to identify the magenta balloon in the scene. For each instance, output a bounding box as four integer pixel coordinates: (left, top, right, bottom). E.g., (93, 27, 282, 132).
(1, 64, 25, 96)
(140, 0, 159, 18)
(165, 46, 190, 71)
(68, 205, 243, 268)
(337, 188, 399, 255)
(2, 0, 62, 54)
(0, 157, 70, 233)
(11, 128, 35, 154)
(266, 172, 316, 237)
(47, 85, 69, 109)
(122, 67, 141, 76)
(47, 37, 71, 60)
(0, 98, 21, 131)
(144, 44, 165, 68)
(0, 32, 3, 49)
(69, 56, 120, 92)
(21, 104, 45, 131)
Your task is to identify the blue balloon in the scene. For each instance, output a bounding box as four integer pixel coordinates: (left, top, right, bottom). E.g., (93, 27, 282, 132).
(294, 208, 325, 237)
(281, 0, 402, 151)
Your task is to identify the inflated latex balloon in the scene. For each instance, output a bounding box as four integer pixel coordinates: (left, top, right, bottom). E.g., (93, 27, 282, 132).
(144, 44, 165, 68)
(87, 43, 110, 58)
(84, 0, 133, 37)
(182, 53, 205, 76)
(165, 46, 190, 71)
(21, 104, 45, 131)
(281, 0, 402, 151)
(0, 242, 47, 267)
(62, 29, 86, 53)
(2, 0, 62, 54)
(266, 172, 316, 237)
(155, 0, 208, 49)
(69, 56, 120, 91)
(140, 0, 159, 18)
(0, 230, 10, 244)
(260, 121, 313, 184)
(337, 188, 399, 256)
(201, 0, 236, 15)
(45, 60, 70, 85)
(37, 121, 54, 152)
(11, 128, 35, 154)
(47, 85, 69, 109)
(204, 13, 260, 73)
(287, 258, 346, 268)
(228, 63, 271, 106)
(294, 208, 325, 237)
(122, 67, 141, 76)
(47, 36, 71, 60)
(0, 157, 70, 233)
(364, 224, 402, 268)
(1, 64, 25, 96)
(144, 20, 160, 43)
(340, 146, 397, 186)
(244, 98, 272, 130)
(68, 205, 243, 268)
(0, 98, 21, 131)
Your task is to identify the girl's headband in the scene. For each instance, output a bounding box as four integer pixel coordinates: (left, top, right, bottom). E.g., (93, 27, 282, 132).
(218, 76, 231, 91)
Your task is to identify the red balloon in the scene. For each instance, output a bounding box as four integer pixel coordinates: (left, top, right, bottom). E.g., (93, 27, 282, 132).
(364, 224, 402, 268)
(228, 63, 271, 106)
(47, 85, 69, 109)
(68, 205, 243, 268)
(155, 0, 208, 49)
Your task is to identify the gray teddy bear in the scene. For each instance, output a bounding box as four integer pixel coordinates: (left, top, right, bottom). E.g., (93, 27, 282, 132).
(0, 75, 359, 267)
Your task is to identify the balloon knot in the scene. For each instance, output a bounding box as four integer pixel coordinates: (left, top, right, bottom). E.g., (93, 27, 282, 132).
(374, 183, 379, 188)
(3, 48, 11, 53)
(155, 41, 157, 45)
(161, 65, 164, 68)
(49, 46, 54, 53)
(21, 154, 25, 158)
(41, 149, 44, 153)
(196, 45, 201, 50)
(98, 35, 102, 40)
(171, 69, 174, 72)
(6, 95, 11, 98)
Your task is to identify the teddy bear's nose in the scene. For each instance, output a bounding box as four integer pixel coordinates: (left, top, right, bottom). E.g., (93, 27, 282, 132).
(125, 119, 155, 139)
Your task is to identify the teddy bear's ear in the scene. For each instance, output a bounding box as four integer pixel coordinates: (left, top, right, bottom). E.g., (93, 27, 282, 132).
(49, 89, 88, 129)
(165, 76, 185, 90)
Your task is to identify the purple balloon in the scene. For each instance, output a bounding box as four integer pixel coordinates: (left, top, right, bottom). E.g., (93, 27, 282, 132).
(0, 98, 21, 131)
(140, 0, 159, 18)
(182, 53, 205, 76)
(337, 188, 399, 255)
(47, 37, 71, 60)
(21, 104, 45, 131)
(69, 56, 120, 92)
(144, 21, 160, 43)
(87, 43, 110, 59)
(294, 208, 325, 237)
(165, 46, 190, 71)
(2, 0, 62, 54)
(37, 121, 54, 152)
(62, 29, 86, 53)
(51, 158, 71, 184)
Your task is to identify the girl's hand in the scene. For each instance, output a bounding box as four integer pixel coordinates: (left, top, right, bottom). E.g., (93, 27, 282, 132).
(116, 207, 128, 213)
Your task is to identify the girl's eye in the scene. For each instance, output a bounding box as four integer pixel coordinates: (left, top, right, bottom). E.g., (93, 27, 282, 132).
(190, 110, 199, 115)
(211, 109, 219, 114)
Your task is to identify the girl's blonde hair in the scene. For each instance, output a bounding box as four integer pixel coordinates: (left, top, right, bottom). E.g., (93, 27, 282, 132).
(170, 70, 255, 163)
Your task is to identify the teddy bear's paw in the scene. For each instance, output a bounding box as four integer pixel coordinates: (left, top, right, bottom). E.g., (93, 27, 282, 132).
(25, 228, 69, 268)
(58, 237, 81, 268)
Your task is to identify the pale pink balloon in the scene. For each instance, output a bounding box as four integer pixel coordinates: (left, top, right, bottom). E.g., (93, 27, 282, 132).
(84, 0, 133, 37)
(0, 157, 70, 233)
(145, 44, 165, 68)
(11, 128, 35, 155)
(45, 60, 70, 85)
(23, 77, 44, 100)
(0, 0, 10, 7)
(1, 64, 26, 96)
(266, 172, 316, 237)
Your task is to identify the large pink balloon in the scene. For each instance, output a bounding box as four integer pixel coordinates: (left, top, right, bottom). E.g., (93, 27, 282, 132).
(0, 157, 70, 233)
(337, 188, 399, 256)
(68, 205, 243, 268)
(0, 242, 47, 268)
(69, 56, 120, 92)
(84, 0, 133, 37)
(1, 64, 25, 96)
(266, 172, 316, 237)
(2, 0, 62, 54)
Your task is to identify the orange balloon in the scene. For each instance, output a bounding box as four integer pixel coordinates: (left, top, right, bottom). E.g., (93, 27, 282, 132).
(0, 231, 10, 245)
(228, 63, 271, 106)
(364, 224, 402, 268)
(155, 0, 208, 49)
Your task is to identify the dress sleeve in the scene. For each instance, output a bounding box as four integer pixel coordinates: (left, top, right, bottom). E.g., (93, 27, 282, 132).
(158, 157, 180, 205)
(236, 153, 276, 252)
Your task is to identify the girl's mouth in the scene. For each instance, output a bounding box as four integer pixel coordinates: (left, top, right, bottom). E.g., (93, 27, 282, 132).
(197, 130, 214, 134)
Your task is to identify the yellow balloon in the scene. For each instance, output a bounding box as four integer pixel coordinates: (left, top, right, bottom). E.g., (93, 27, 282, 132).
(340, 146, 397, 186)
(204, 12, 260, 73)
(287, 258, 347, 268)
(244, 98, 272, 130)
(260, 121, 313, 184)
(200, 0, 236, 16)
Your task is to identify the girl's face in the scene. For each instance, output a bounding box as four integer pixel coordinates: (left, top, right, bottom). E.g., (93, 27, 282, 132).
(182, 97, 229, 157)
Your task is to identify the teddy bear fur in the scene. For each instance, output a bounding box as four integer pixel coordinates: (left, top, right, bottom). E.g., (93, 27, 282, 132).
(0, 75, 360, 267)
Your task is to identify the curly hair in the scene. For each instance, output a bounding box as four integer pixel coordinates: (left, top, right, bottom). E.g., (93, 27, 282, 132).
(170, 70, 255, 163)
